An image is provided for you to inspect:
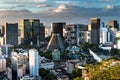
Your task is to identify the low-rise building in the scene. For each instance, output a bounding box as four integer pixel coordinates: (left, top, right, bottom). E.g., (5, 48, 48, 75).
(40, 58, 54, 70)
(0, 56, 6, 72)
(66, 59, 80, 74)
(99, 42, 113, 51)
(52, 49, 61, 61)
(11, 50, 28, 73)
(20, 75, 41, 80)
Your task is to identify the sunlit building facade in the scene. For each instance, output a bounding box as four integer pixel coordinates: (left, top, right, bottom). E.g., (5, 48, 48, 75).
(29, 49, 39, 76)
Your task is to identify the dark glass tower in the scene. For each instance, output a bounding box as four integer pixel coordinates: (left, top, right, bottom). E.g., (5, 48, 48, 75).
(91, 18, 100, 44)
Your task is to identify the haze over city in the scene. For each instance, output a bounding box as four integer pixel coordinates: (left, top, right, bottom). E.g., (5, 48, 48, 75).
(0, 0, 120, 27)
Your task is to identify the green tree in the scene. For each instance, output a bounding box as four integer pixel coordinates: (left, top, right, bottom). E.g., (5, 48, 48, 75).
(74, 77, 81, 80)
(86, 61, 120, 80)
(81, 42, 101, 53)
(61, 50, 68, 61)
(70, 68, 82, 79)
(91, 69, 110, 80)
(110, 48, 118, 56)
(39, 68, 49, 78)
(39, 68, 57, 80)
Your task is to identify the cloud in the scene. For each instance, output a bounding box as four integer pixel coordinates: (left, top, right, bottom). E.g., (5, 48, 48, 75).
(0, 4, 120, 27)
(0, 9, 31, 16)
(0, 4, 25, 10)
(0, 0, 46, 4)
(17, 0, 46, 3)
(52, 4, 67, 13)
(44, 4, 120, 17)
(106, 5, 114, 9)
(54, 1, 92, 6)
(37, 4, 50, 8)
(34, 0, 46, 2)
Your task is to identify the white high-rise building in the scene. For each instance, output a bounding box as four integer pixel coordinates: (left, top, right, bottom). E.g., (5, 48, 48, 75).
(100, 27, 110, 44)
(29, 49, 39, 76)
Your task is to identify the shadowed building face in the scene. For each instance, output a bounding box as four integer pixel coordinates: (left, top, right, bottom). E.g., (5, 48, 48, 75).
(4, 23, 18, 46)
(52, 23, 66, 37)
(20, 19, 45, 45)
(91, 18, 100, 44)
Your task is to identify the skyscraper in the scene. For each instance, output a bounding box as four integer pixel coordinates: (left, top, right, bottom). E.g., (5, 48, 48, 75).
(91, 18, 100, 44)
(29, 49, 39, 76)
(109, 20, 119, 30)
(64, 24, 90, 46)
(107, 20, 119, 44)
(20, 19, 45, 45)
(39, 23, 45, 44)
(4, 23, 18, 46)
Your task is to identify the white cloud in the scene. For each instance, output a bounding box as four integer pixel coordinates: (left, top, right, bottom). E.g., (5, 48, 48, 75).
(0, 4, 25, 10)
(33, 0, 46, 2)
(37, 4, 50, 8)
(15, 0, 46, 3)
(106, 5, 114, 9)
(0, 4, 120, 27)
(52, 4, 67, 13)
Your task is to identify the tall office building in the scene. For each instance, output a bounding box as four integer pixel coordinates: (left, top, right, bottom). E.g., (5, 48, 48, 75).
(4, 23, 18, 46)
(47, 23, 66, 50)
(107, 20, 119, 44)
(39, 23, 45, 44)
(109, 20, 119, 30)
(64, 24, 90, 46)
(20, 19, 45, 45)
(29, 49, 39, 76)
(100, 27, 110, 44)
(91, 18, 100, 44)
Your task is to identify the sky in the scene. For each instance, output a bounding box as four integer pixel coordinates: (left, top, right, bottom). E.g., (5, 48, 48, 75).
(0, 0, 120, 27)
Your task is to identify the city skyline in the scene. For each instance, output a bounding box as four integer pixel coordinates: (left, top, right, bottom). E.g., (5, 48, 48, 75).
(0, 0, 120, 27)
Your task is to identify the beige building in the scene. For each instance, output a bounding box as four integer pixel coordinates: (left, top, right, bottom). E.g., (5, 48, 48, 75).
(0, 56, 6, 72)
(17, 64, 26, 78)
(11, 51, 28, 70)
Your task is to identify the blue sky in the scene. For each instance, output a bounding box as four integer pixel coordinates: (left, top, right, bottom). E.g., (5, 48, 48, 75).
(0, 0, 119, 12)
(0, 0, 119, 27)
